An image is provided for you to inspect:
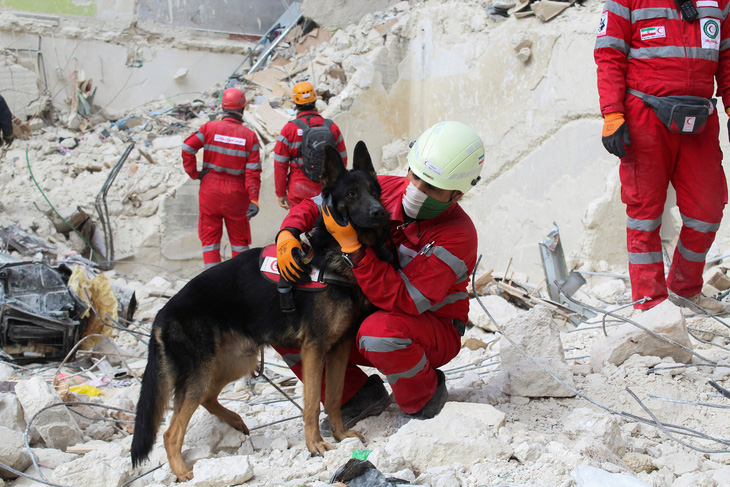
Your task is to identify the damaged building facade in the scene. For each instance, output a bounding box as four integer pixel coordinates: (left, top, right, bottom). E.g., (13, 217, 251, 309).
(0, 0, 666, 284)
(1, 1, 730, 486)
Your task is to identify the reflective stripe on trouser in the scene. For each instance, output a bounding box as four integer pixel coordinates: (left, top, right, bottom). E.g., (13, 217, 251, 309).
(198, 173, 252, 266)
(357, 310, 460, 414)
(273, 344, 369, 405)
(620, 95, 727, 308)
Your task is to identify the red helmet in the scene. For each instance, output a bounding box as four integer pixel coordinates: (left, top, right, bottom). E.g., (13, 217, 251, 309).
(221, 87, 246, 110)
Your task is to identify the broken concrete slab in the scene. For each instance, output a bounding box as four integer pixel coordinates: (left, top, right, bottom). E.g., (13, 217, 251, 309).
(384, 402, 510, 471)
(252, 100, 291, 136)
(0, 392, 27, 434)
(499, 305, 577, 397)
(590, 300, 693, 373)
(562, 407, 626, 457)
(468, 295, 520, 333)
(14, 376, 84, 451)
(0, 425, 32, 479)
(188, 455, 254, 486)
(531, 0, 576, 21)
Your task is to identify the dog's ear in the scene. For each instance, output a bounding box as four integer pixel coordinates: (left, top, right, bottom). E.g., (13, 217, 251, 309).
(353, 141, 376, 179)
(320, 145, 346, 189)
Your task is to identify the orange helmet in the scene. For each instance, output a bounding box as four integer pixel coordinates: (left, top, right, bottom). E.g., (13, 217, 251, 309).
(292, 81, 317, 105)
(221, 87, 246, 110)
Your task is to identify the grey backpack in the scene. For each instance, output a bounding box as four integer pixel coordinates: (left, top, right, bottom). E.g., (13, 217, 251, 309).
(293, 117, 336, 182)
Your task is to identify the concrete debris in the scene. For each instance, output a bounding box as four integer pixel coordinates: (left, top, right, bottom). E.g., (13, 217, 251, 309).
(0, 0, 729, 486)
(14, 376, 84, 451)
(590, 300, 693, 373)
(498, 305, 577, 397)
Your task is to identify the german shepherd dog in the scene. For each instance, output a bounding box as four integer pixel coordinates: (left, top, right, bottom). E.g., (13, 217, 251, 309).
(131, 141, 390, 481)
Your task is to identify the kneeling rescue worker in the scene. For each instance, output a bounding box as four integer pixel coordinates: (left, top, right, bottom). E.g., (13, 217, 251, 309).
(275, 121, 485, 429)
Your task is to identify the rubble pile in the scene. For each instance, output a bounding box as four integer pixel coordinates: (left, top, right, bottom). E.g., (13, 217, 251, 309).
(0, 0, 729, 486)
(0, 263, 729, 486)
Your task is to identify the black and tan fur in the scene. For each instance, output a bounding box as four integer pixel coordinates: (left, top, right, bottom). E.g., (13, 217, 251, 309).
(130, 142, 389, 482)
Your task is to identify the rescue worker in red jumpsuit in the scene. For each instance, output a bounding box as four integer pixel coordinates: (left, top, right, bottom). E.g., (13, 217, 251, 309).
(595, 0, 730, 312)
(182, 87, 261, 269)
(275, 121, 485, 431)
(274, 81, 347, 211)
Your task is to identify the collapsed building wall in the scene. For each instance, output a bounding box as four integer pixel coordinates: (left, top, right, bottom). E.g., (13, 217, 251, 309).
(2, 0, 728, 285)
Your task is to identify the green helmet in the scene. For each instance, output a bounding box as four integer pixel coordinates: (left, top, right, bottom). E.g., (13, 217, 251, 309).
(407, 121, 485, 193)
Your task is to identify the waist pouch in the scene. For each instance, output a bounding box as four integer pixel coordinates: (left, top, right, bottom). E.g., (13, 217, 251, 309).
(627, 88, 716, 134)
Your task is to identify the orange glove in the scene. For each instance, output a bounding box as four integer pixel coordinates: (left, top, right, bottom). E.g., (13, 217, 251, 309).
(601, 112, 631, 158)
(276, 230, 310, 284)
(321, 196, 361, 254)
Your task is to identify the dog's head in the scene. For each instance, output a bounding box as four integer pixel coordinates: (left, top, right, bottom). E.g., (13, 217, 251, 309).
(319, 142, 389, 241)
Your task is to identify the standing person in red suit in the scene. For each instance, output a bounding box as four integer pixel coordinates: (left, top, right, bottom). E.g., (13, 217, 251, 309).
(274, 81, 347, 211)
(182, 87, 261, 269)
(595, 0, 730, 312)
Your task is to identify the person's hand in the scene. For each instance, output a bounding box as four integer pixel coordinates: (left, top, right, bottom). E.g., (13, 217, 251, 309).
(276, 230, 311, 284)
(196, 169, 209, 180)
(278, 196, 290, 210)
(3, 134, 14, 148)
(320, 195, 361, 253)
(601, 112, 631, 158)
(247, 201, 259, 219)
(726, 107, 730, 143)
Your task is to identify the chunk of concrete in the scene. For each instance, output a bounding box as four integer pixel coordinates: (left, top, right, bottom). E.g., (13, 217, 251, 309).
(0, 426, 31, 479)
(0, 393, 27, 433)
(469, 295, 519, 332)
(384, 402, 510, 471)
(590, 300, 692, 373)
(562, 407, 625, 456)
(14, 376, 84, 451)
(188, 456, 254, 486)
(499, 305, 576, 397)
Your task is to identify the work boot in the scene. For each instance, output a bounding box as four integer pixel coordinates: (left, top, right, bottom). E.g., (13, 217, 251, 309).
(407, 369, 448, 420)
(669, 292, 730, 314)
(320, 375, 392, 436)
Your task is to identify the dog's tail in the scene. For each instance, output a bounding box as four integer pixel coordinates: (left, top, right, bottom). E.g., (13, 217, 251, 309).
(131, 332, 169, 468)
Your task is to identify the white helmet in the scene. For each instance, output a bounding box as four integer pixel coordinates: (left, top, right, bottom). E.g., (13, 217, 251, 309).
(406, 121, 485, 193)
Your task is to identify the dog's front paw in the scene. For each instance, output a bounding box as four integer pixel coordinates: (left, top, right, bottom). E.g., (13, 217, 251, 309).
(175, 470, 194, 482)
(307, 438, 333, 456)
(333, 428, 364, 443)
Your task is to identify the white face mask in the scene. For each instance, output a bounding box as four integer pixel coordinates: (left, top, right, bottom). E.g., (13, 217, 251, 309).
(402, 182, 452, 219)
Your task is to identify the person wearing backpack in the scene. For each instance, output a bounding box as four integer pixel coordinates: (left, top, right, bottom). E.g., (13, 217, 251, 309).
(182, 87, 261, 269)
(274, 81, 347, 211)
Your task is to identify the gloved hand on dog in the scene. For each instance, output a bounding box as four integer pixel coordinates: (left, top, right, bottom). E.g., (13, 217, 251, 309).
(321, 196, 361, 254)
(247, 201, 259, 219)
(601, 112, 631, 158)
(276, 230, 311, 284)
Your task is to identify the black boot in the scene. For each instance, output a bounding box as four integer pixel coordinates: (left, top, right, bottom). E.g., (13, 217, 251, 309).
(407, 369, 447, 420)
(320, 375, 392, 436)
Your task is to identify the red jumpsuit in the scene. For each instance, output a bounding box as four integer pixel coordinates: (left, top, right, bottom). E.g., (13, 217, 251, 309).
(274, 110, 347, 209)
(276, 175, 477, 413)
(595, 0, 730, 308)
(182, 116, 261, 268)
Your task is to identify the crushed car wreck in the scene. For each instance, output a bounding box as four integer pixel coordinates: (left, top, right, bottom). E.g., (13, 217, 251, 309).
(0, 260, 137, 363)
